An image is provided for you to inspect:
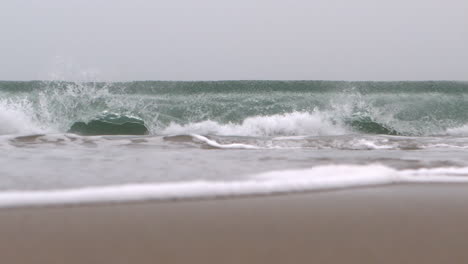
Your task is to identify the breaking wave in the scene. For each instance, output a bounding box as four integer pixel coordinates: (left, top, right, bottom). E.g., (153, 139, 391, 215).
(0, 80, 467, 137)
(162, 111, 347, 137)
(446, 125, 468, 136)
(0, 99, 44, 135)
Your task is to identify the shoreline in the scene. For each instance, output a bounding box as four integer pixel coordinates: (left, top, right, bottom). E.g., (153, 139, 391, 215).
(0, 182, 407, 210)
(1, 183, 468, 263)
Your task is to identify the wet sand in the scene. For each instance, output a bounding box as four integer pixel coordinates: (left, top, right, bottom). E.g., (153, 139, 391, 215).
(1, 183, 468, 263)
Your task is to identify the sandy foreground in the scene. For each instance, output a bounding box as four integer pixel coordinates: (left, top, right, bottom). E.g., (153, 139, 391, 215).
(1, 183, 468, 264)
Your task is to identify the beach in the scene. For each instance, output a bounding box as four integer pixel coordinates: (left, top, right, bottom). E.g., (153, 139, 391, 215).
(2, 183, 468, 264)
(2, 0, 468, 262)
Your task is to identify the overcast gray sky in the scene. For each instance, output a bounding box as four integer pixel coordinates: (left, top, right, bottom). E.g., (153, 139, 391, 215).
(1, 0, 467, 81)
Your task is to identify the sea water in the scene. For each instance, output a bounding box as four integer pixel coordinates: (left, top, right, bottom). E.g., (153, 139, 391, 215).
(1, 80, 467, 207)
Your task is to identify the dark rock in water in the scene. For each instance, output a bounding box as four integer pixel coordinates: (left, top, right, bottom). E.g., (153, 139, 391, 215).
(68, 113, 149, 136)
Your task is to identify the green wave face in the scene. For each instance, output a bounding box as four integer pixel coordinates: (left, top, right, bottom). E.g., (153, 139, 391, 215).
(0, 81, 467, 136)
(68, 113, 149, 135)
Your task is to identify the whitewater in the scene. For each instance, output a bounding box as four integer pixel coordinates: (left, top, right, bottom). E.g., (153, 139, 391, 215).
(1, 80, 468, 207)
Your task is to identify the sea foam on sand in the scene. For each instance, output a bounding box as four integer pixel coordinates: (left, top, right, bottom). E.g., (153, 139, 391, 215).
(1, 165, 468, 208)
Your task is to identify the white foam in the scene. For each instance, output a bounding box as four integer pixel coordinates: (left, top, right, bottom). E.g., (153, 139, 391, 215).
(1, 164, 468, 208)
(0, 99, 44, 135)
(162, 111, 347, 137)
(401, 167, 468, 180)
(446, 125, 468, 136)
(351, 139, 393, 150)
(190, 134, 258, 149)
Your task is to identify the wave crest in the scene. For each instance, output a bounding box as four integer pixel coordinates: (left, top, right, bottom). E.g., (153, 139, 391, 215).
(162, 111, 348, 137)
(446, 125, 468, 136)
(0, 99, 44, 135)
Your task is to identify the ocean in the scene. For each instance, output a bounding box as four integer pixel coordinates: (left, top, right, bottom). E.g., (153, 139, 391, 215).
(1, 80, 468, 207)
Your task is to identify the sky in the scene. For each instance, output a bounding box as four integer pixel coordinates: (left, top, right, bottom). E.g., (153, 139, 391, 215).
(1, 0, 467, 81)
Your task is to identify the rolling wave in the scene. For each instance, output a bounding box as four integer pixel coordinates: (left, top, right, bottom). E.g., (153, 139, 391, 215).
(0, 80, 467, 137)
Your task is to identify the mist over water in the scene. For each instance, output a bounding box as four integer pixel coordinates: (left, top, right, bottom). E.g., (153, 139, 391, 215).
(1, 80, 468, 207)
